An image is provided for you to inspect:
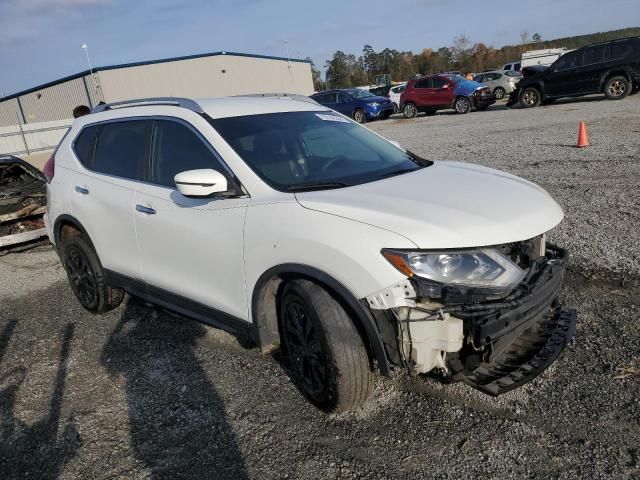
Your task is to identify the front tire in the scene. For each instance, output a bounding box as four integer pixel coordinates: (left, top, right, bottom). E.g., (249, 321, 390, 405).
(392, 102, 399, 114)
(520, 87, 541, 108)
(604, 76, 630, 100)
(61, 230, 124, 313)
(494, 87, 506, 99)
(279, 279, 373, 413)
(454, 96, 471, 114)
(353, 108, 367, 124)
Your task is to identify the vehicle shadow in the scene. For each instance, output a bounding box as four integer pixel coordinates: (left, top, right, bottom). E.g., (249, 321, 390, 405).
(0, 322, 80, 479)
(100, 297, 247, 479)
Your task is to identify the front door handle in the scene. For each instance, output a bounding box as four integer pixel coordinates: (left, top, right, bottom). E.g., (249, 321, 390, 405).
(135, 204, 156, 215)
(75, 185, 89, 195)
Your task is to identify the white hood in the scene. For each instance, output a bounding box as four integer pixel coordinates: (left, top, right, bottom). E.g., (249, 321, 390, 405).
(295, 161, 564, 249)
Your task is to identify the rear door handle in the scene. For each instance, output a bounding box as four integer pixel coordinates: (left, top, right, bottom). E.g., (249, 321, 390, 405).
(75, 185, 89, 195)
(135, 204, 156, 215)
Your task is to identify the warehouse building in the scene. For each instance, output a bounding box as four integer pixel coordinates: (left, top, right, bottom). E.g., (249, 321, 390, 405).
(0, 51, 314, 127)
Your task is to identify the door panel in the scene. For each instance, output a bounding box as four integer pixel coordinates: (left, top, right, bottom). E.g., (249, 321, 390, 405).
(429, 77, 454, 107)
(68, 169, 142, 279)
(68, 119, 151, 279)
(545, 51, 582, 96)
(134, 186, 249, 319)
(134, 119, 250, 320)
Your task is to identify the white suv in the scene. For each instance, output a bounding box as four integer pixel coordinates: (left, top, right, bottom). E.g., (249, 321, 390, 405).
(44, 96, 576, 412)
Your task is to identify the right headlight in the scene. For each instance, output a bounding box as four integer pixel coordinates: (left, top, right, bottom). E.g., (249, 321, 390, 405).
(382, 248, 526, 296)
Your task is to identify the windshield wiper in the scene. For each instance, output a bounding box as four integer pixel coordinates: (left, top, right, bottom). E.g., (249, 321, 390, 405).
(378, 168, 419, 180)
(406, 150, 434, 167)
(288, 181, 350, 192)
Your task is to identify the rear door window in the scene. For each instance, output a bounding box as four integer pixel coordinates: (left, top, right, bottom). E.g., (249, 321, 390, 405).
(73, 125, 99, 168)
(414, 78, 431, 89)
(150, 120, 227, 188)
(431, 77, 448, 88)
(583, 45, 606, 65)
(93, 120, 151, 180)
(321, 93, 338, 104)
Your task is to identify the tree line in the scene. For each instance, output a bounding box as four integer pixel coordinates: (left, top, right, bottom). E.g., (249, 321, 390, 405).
(309, 27, 640, 89)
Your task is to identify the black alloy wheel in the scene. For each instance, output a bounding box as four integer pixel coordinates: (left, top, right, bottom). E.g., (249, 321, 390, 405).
(65, 244, 98, 309)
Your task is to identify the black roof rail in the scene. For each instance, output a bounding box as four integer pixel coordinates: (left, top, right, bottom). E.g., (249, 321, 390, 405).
(92, 97, 203, 114)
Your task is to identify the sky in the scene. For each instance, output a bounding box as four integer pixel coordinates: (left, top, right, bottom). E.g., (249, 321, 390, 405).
(0, 0, 638, 95)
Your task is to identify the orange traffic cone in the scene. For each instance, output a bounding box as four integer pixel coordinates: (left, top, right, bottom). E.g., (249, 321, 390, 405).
(576, 121, 589, 148)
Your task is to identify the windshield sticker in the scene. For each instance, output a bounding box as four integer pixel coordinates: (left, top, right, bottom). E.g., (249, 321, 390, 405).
(315, 113, 350, 123)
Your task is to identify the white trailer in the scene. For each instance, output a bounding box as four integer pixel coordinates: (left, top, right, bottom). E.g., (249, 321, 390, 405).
(521, 48, 570, 68)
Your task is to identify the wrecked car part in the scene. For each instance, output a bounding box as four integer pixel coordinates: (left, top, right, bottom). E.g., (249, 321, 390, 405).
(0, 155, 48, 253)
(370, 239, 576, 394)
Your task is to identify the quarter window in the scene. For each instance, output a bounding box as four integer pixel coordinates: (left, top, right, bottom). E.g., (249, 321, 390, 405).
(93, 120, 150, 180)
(608, 41, 632, 60)
(150, 120, 225, 188)
(73, 125, 99, 168)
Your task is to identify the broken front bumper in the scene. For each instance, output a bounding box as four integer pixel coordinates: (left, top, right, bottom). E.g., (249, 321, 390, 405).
(368, 244, 577, 395)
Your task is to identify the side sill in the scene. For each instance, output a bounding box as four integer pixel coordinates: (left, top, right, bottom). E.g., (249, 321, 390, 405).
(105, 270, 258, 343)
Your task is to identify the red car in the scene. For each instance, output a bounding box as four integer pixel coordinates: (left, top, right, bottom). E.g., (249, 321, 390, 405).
(400, 74, 495, 117)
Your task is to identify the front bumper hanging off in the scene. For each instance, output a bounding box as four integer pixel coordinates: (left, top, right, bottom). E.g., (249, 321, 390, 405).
(367, 244, 577, 396)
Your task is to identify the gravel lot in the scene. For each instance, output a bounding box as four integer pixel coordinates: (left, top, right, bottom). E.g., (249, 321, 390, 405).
(1, 96, 639, 479)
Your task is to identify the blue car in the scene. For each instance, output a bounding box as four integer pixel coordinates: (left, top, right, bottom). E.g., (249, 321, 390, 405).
(310, 89, 395, 123)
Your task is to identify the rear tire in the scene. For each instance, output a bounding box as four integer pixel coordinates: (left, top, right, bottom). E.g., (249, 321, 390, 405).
(493, 87, 506, 99)
(61, 229, 124, 313)
(604, 76, 630, 100)
(279, 279, 373, 413)
(392, 102, 399, 114)
(353, 108, 367, 123)
(454, 96, 471, 114)
(403, 102, 417, 119)
(519, 87, 541, 108)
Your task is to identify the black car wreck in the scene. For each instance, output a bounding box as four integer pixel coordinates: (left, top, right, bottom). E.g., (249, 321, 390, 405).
(508, 36, 640, 107)
(0, 155, 49, 254)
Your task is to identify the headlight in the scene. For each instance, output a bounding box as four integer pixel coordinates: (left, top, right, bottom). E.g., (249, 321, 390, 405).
(366, 102, 380, 108)
(382, 248, 526, 296)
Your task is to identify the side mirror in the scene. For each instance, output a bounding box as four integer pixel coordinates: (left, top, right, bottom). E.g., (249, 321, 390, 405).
(174, 169, 228, 198)
(441, 84, 450, 89)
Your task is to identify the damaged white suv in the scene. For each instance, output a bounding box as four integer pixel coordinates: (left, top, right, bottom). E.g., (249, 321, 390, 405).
(44, 96, 576, 412)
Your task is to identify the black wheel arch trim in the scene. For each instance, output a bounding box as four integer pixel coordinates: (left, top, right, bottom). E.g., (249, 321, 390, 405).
(251, 263, 392, 376)
(52, 214, 96, 252)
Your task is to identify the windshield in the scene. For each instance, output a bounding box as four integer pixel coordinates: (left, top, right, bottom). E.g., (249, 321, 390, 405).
(210, 111, 430, 192)
(345, 89, 376, 99)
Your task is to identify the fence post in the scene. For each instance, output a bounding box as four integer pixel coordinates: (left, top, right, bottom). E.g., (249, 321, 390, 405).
(15, 113, 30, 156)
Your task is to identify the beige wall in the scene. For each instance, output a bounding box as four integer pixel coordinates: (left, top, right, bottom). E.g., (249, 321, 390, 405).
(0, 98, 22, 127)
(98, 55, 314, 102)
(19, 77, 91, 124)
(0, 54, 314, 128)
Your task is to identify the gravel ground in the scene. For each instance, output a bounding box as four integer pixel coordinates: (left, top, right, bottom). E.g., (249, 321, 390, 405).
(1, 96, 639, 479)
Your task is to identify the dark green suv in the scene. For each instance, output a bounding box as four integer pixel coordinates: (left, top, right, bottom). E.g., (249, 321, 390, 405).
(509, 36, 640, 107)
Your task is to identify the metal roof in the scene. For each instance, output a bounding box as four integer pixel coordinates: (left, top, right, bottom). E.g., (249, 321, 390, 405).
(0, 51, 312, 102)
